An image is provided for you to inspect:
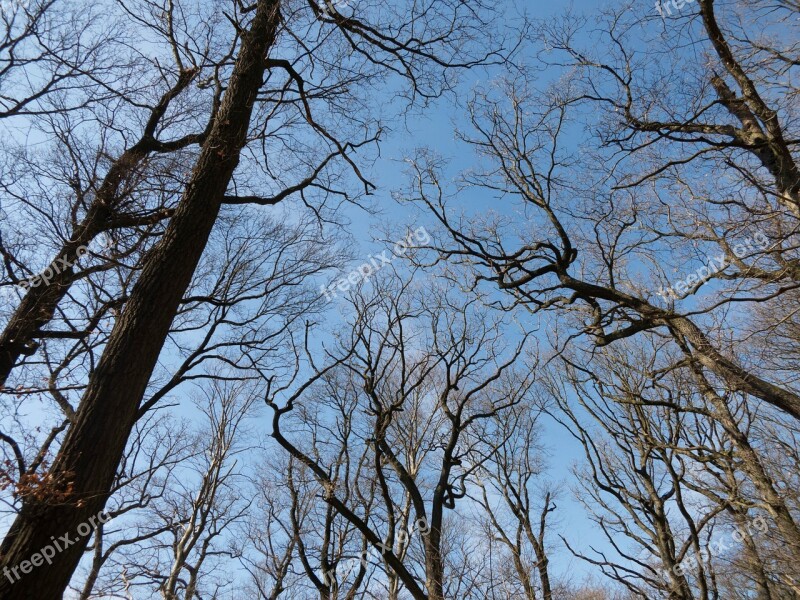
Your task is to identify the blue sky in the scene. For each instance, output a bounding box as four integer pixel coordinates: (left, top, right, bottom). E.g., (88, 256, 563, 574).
(321, 0, 636, 585)
(0, 0, 682, 591)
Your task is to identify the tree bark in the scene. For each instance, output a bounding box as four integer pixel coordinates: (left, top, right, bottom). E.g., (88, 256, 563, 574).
(0, 2, 281, 597)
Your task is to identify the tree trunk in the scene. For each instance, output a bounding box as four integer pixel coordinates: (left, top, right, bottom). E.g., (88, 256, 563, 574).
(424, 501, 446, 600)
(0, 2, 281, 597)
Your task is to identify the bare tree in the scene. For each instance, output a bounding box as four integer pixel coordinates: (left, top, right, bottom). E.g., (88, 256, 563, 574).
(268, 268, 535, 600)
(0, 0, 512, 595)
(470, 400, 556, 600)
(409, 0, 800, 420)
(156, 378, 256, 600)
(539, 339, 800, 599)
(4, 0, 798, 597)
(0, 0, 117, 119)
(237, 455, 307, 600)
(72, 411, 193, 599)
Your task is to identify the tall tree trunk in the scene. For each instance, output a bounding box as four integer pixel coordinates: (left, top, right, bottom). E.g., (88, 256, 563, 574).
(527, 494, 553, 600)
(0, 2, 281, 597)
(425, 485, 446, 600)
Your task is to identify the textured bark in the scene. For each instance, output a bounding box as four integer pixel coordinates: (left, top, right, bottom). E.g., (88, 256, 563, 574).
(0, 2, 281, 597)
(529, 499, 552, 600)
(422, 520, 445, 600)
